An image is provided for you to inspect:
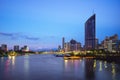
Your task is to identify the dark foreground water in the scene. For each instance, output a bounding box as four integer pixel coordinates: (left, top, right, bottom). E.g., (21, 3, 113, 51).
(0, 54, 120, 80)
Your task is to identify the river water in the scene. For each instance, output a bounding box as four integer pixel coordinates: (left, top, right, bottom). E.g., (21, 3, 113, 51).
(0, 54, 120, 80)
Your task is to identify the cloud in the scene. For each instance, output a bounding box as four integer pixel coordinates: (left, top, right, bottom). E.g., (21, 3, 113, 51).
(0, 32, 13, 36)
(23, 36, 40, 40)
(0, 32, 40, 41)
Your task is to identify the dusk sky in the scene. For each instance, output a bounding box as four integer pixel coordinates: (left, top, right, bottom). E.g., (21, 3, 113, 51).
(0, 0, 120, 50)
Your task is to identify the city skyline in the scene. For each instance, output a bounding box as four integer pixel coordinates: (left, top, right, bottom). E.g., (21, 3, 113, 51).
(0, 0, 120, 50)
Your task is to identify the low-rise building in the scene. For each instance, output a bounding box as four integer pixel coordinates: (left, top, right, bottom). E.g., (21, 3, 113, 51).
(21, 45, 29, 52)
(64, 39, 82, 52)
(99, 34, 119, 52)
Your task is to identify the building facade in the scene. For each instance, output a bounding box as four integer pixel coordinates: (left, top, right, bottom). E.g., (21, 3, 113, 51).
(64, 39, 81, 52)
(85, 14, 96, 50)
(58, 45, 61, 52)
(14, 45, 19, 51)
(99, 34, 120, 52)
(1, 44, 8, 52)
(62, 37, 65, 50)
(21, 45, 29, 52)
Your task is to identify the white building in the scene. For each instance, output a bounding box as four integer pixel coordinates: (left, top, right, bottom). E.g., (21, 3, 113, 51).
(21, 45, 29, 52)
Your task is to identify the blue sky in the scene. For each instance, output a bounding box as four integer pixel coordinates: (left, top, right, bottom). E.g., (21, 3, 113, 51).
(0, 0, 120, 50)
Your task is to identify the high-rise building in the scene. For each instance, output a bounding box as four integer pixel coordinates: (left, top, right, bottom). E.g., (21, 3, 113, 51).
(1, 44, 8, 52)
(14, 45, 19, 51)
(116, 40, 120, 52)
(95, 38, 99, 49)
(85, 14, 96, 50)
(58, 45, 61, 52)
(62, 37, 65, 50)
(64, 42, 71, 52)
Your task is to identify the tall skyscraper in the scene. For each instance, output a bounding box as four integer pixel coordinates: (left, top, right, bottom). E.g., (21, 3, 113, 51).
(62, 37, 65, 50)
(85, 14, 96, 50)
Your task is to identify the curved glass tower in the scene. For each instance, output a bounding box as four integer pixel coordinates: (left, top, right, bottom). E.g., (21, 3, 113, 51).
(85, 14, 96, 50)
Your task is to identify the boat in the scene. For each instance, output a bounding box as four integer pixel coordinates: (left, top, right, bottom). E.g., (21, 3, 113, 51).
(54, 53, 64, 57)
(64, 56, 81, 60)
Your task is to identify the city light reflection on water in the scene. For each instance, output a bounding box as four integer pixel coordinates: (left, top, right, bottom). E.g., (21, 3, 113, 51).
(112, 62, 116, 80)
(64, 60, 68, 69)
(0, 54, 120, 80)
(104, 61, 107, 68)
(8, 56, 16, 66)
(99, 61, 102, 71)
(24, 55, 29, 73)
(93, 60, 96, 68)
(64, 59, 81, 73)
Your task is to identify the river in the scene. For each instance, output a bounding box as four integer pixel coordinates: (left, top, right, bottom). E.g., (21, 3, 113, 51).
(0, 54, 120, 80)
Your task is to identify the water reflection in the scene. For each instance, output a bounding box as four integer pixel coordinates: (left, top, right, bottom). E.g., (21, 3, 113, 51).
(74, 60, 80, 73)
(93, 60, 96, 69)
(24, 55, 29, 78)
(64, 60, 74, 72)
(8, 56, 16, 66)
(64, 60, 68, 69)
(1, 57, 4, 63)
(0, 55, 120, 80)
(5, 56, 16, 75)
(64, 58, 119, 80)
(4, 56, 11, 79)
(85, 59, 95, 80)
(99, 61, 102, 71)
(24, 59, 29, 71)
(64, 59, 84, 80)
(64, 59, 81, 72)
(104, 61, 107, 68)
(112, 62, 116, 80)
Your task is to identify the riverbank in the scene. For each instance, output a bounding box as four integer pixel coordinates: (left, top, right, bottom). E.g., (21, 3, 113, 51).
(93, 56, 120, 63)
(0, 52, 34, 57)
(55, 52, 120, 63)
